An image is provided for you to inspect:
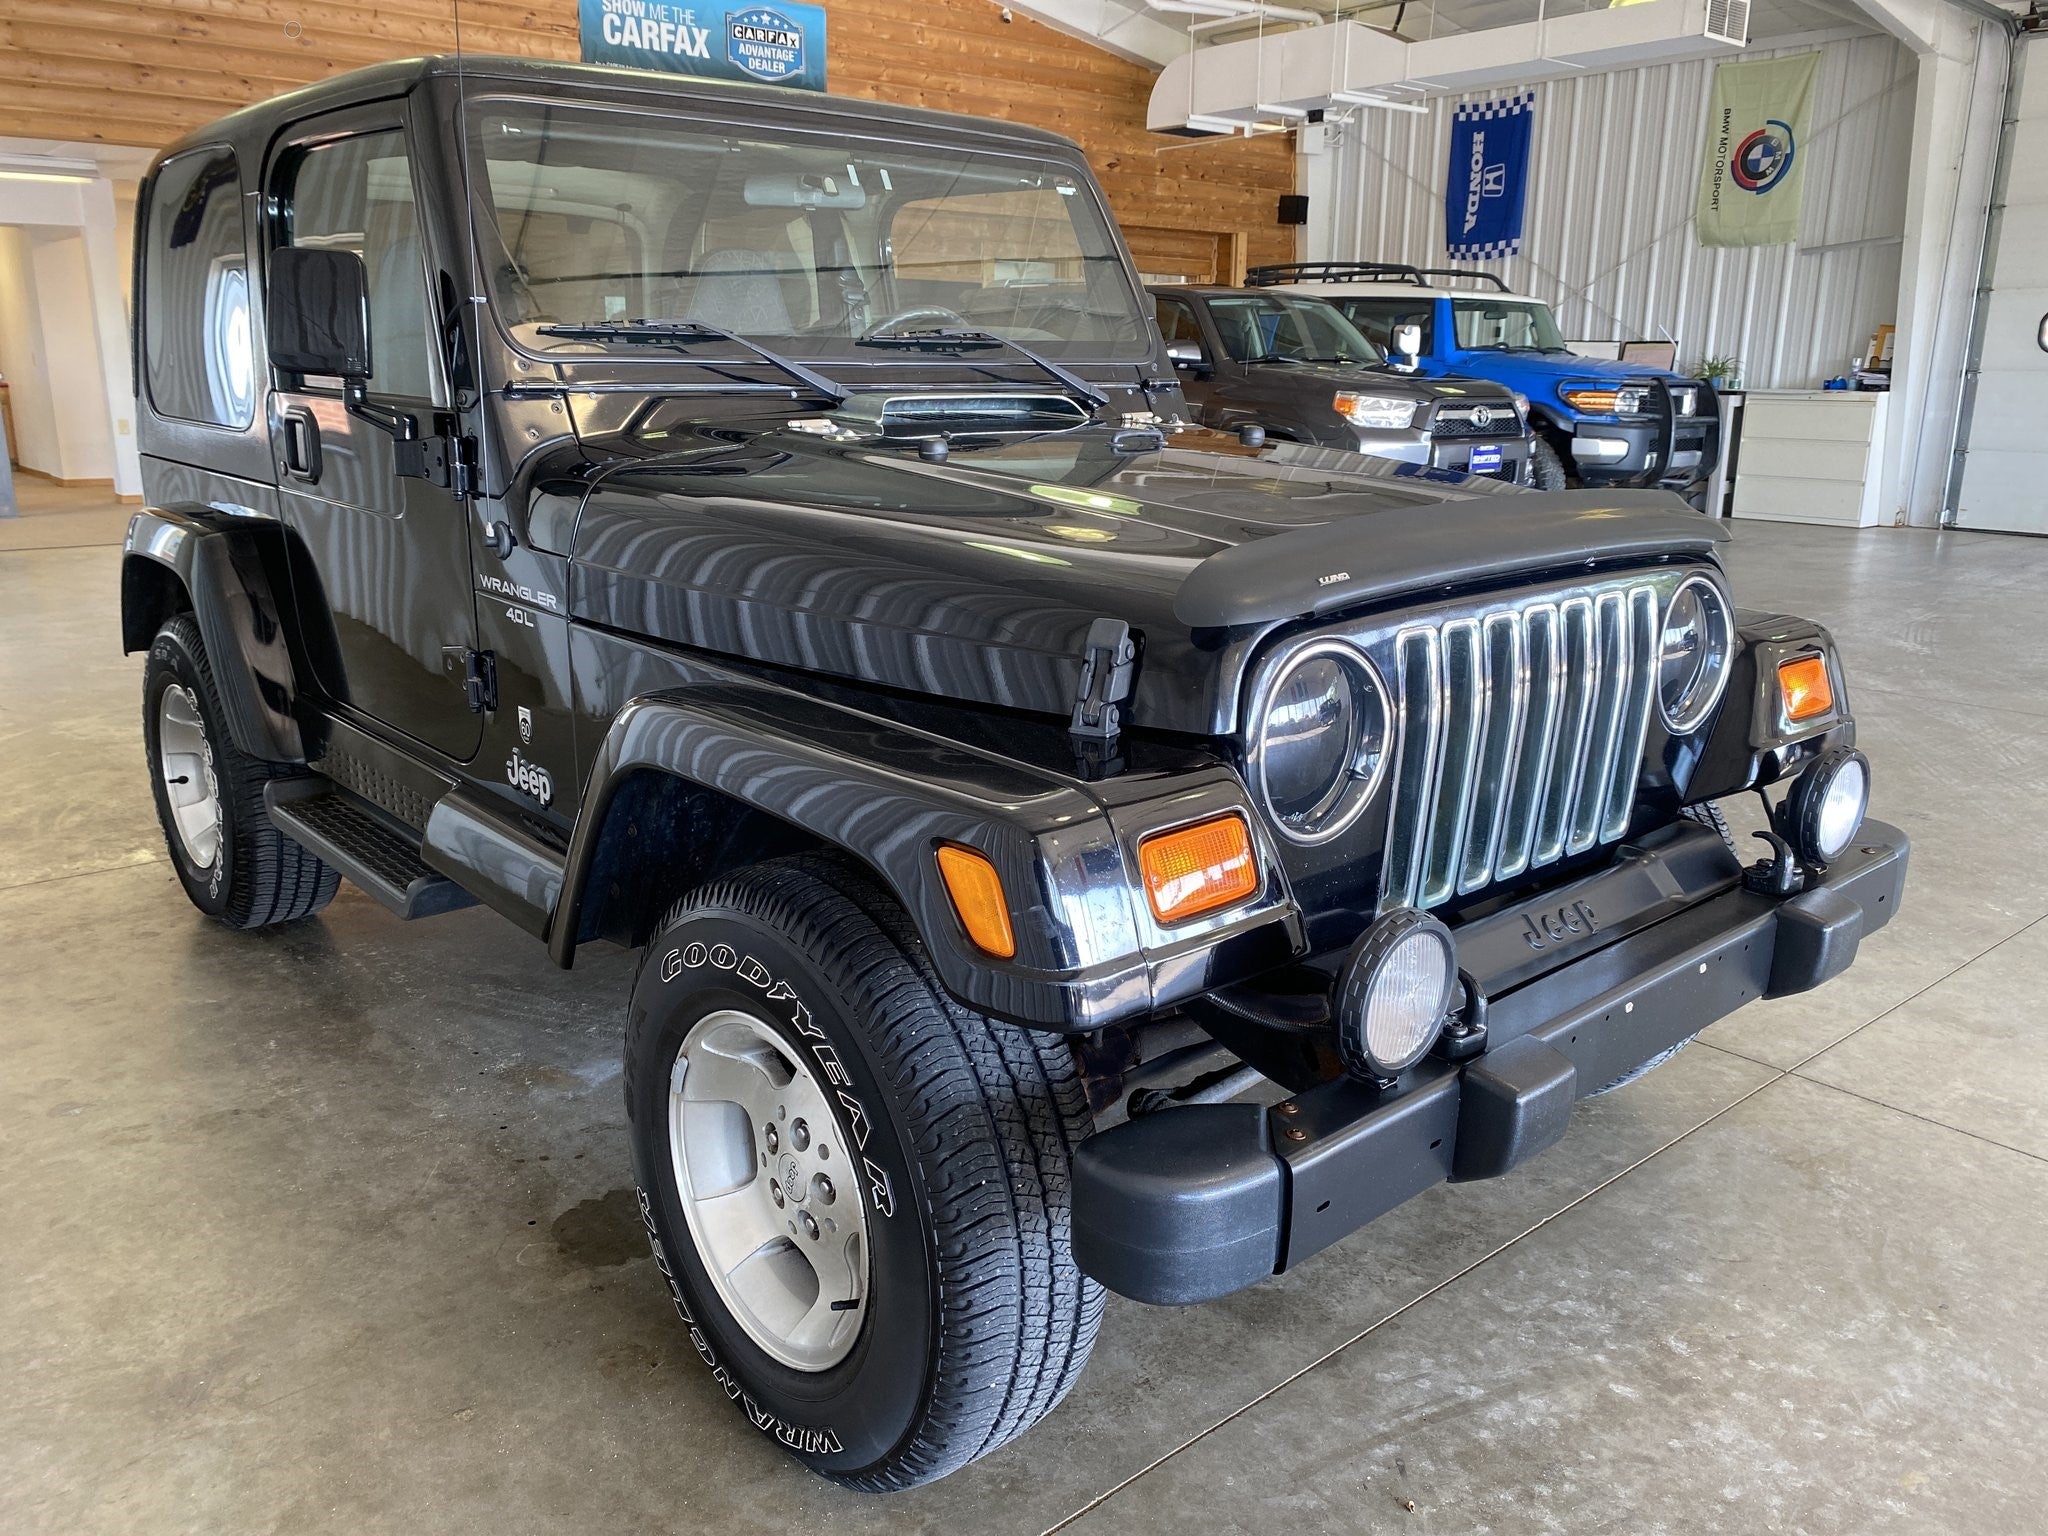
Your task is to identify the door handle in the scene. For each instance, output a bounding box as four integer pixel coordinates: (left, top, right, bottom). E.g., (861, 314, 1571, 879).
(282, 407, 322, 481)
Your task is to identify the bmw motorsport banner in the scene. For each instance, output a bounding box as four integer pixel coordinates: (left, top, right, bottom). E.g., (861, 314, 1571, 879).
(1445, 92, 1534, 261)
(1696, 53, 1819, 248)
(579, 0, 828, 91)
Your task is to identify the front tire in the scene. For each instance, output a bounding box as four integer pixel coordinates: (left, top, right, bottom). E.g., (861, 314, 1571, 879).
(142, 615, 338, 928)
(625, 856, 1101, 1490)
(1528, 436, 1570, 489)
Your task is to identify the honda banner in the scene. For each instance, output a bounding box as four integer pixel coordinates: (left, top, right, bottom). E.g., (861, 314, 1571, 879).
(1445, 92, 1535, 261)
(1696, 53, 1820, 248)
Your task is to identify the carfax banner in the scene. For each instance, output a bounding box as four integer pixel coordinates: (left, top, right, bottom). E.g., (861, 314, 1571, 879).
(578, 0, 829, 91)
(1695, 52, 1819, 248)
(1445, 92, 1535, 261)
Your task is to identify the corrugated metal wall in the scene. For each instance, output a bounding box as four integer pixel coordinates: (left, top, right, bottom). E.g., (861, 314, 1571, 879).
(1314, 32, 1916, 389)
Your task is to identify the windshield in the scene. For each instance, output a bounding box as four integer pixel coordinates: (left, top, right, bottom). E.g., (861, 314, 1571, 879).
(1206, 295, 1381, 365)
(466, 99, 1152, 362)
(1450, 298, 1566, 352)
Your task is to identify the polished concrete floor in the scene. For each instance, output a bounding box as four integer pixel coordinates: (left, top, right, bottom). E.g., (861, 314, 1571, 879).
(4, 501, 2046, 1535)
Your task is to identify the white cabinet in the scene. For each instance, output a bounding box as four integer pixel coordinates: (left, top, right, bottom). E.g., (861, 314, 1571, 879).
(1730, 390, 1890, 528)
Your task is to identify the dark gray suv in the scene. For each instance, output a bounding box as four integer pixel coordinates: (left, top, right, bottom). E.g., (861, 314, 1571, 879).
(1152, 285, 1539, 484)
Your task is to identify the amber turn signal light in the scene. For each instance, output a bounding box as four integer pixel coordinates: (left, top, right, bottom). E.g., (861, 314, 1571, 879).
(936, 845, 1016, 959)
(1778, 655, 1834, 723)
(1139, 814, 1260, 926)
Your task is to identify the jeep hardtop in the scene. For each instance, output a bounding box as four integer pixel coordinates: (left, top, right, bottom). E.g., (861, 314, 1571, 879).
(124, 56, 1904, 1490)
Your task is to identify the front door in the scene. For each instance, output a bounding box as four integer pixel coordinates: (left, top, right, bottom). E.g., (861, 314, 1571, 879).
(265, 108, 482, 760)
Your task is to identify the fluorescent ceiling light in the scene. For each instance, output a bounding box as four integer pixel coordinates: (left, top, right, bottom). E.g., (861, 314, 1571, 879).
(1330, 91, 1430, 113)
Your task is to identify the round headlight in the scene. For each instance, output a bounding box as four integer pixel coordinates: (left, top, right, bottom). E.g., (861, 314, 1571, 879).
(1658, 576, 1734, 732)
(1336, 909, 1458, 1080)
(1252, 643, 1391, 844)
(1790, 746, 1869, 865)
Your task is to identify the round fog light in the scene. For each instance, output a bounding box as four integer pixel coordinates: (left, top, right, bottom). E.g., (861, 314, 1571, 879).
(1789, 746, 1870, 866)
(1336, 909, 1458, 1081)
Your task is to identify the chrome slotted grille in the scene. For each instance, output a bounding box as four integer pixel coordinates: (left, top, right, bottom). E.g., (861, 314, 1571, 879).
(1381, 582, 1661, 912)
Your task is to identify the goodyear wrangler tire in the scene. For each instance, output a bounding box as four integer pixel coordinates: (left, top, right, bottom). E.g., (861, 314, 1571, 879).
(142, 615, 338, 928)
(624, 855, 1102, 1490)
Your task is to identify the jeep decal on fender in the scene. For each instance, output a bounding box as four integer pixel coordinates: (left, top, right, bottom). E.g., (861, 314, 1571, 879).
(506, 750, 554, 808)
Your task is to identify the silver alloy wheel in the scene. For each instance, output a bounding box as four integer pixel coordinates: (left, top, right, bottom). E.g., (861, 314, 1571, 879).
(157, 684, 222, 871)
(669, 1008, 869, 1372)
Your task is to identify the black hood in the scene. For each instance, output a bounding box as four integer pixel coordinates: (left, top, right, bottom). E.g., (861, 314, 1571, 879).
(1235, 359, 1517, 404)
(564, 417, 1724, 737)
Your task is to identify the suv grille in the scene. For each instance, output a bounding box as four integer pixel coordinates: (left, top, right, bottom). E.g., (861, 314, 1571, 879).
(1429, 404, 1520, 438)
(1379, 582, 1661, 911)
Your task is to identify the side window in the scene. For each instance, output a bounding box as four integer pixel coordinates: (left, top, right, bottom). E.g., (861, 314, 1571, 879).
(276, 130, 438, 401)
(144, 147, 253, 428)
(1154, 298, 1202, 347)
(1339, 299, 1433, 354)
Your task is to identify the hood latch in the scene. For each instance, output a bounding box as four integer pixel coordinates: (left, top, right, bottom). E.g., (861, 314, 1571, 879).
(1070, 617, 1136, 744)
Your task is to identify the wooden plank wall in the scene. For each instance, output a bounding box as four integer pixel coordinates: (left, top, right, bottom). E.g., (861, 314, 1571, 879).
(0, 0, 1296, 271)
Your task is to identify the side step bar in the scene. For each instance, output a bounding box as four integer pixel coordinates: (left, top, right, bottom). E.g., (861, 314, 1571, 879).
(265, 777, 478, 920)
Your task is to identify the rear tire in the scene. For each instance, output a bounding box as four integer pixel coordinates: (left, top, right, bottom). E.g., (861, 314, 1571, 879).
(143, 615, 339, 928)
(1528, 437, 1570, 490)
(625, 855, 1101, 1490)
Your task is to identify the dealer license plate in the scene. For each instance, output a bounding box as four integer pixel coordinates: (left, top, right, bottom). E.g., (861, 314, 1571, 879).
(1468, 444, 1503, 474)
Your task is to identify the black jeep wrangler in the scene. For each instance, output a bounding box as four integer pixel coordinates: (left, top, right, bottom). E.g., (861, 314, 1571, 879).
(124, 56, 1906, 1491)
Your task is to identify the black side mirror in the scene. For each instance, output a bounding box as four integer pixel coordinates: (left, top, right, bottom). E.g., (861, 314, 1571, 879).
(267, 246, 372, 380)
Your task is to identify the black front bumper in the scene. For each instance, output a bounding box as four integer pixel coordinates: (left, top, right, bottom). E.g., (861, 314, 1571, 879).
(1072, 821, 1909, 1305)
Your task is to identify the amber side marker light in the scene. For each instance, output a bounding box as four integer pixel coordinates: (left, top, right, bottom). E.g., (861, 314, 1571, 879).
(1779, 655, 1834, 723)
(936, 845, 1017, 959)
(1139, 814, 1260, 926)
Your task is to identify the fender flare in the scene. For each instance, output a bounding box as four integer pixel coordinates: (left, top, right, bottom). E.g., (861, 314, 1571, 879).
(121, 507, 307, 764)
(548, 681, 1299, 1032)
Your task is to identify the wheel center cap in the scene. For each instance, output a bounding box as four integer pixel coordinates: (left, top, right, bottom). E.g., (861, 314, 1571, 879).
(779, 1154, 806, 1203)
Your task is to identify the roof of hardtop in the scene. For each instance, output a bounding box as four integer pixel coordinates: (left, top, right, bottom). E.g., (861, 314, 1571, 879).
(154, 54, 1084, 168)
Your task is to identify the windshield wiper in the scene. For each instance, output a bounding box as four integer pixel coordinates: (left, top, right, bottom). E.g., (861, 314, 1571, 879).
(535, 319, 848, 404)
(856, 326, 1109, 409)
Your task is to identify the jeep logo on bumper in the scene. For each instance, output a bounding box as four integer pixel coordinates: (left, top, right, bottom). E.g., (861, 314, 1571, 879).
(1522, 899, 1598, 951)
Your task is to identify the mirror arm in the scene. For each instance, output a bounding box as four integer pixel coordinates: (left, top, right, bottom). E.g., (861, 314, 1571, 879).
(343, 377, 420, 443)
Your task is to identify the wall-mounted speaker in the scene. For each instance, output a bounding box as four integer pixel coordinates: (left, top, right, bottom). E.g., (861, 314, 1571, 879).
(1277, 194, 1310, 226)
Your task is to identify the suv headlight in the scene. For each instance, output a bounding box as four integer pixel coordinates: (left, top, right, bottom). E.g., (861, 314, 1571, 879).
(1250, 643, 1391, 844)
(1657, 575, 1735, 731)
(1673, 386, 1700, 416)
(1559, 382, 1648, 416)
(1334, 392, 1418, 430)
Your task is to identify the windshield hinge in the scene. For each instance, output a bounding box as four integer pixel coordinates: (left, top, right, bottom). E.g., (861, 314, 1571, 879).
(398, 433, 478, 498)
(1070, 617, 1136, 743)
(463, 649, 498, 714)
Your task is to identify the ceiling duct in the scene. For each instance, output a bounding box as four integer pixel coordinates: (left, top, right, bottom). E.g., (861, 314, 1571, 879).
(1148, 0, 1751, 133)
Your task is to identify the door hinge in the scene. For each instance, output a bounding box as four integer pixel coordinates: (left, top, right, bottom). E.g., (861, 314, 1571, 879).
(463, 649, 498, 714)
(1070, 617, 1136, 743)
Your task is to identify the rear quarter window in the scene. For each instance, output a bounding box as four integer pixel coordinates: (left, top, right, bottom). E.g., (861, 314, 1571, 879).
(143, 147, 254, 428)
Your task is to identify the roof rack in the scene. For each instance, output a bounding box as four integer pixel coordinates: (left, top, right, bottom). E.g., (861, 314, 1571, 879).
(1244, 262, 1512, 293)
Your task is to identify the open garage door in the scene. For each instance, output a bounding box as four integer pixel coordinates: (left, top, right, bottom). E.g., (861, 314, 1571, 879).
(1956, 39, 2048, 535)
